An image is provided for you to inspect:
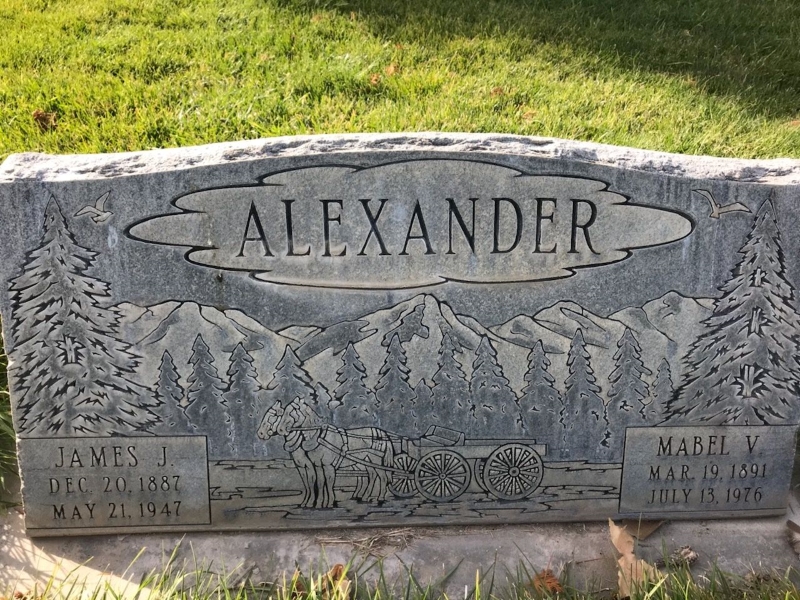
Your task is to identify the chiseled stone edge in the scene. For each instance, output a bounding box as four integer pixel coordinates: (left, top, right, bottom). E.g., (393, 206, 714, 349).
(2, 132, 800, 184)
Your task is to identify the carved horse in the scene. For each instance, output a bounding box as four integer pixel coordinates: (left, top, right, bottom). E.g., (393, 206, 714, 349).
(268, 397, 395, 508)
(256, 401, 284, 440)
(257, 400, 324, 509)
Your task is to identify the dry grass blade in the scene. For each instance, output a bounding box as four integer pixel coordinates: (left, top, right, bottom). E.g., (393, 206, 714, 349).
(290, 568, 307, 599)
(322, 564, 351, 600)
(655, 545, 699, 568)
(531, 568, 563, 595)
(32, 109, 57, 132)
(315, 528, 416, 557)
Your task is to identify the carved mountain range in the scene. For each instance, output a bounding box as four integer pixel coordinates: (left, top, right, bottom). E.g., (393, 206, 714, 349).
(492, 292, 713, 393)
(117, 292, 713, 401)
(117, 301, 294, 391)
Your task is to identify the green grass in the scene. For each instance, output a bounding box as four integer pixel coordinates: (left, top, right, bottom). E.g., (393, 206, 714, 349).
(6, 550, 800, 600)
(1, 0, 800, 160)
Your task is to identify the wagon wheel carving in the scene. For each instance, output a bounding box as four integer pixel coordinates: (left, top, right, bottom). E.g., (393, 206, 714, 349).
(482, 443, 543, 500)
(388, 453, 418, 498)
(414, 449, 470, 502)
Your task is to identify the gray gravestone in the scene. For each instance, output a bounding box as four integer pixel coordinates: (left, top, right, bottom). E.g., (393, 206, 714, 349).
(0, 134, 798, 536)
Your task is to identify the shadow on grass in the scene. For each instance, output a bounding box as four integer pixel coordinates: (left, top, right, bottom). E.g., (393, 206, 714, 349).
(282, 0, 800, 120)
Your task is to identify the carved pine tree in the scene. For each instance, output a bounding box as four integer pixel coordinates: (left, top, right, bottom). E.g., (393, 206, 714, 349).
(606, 328, 651, 460)
(562, 329, 608, 460)
(224, 343, 260, 458)
(154, 350, 191, 435)
(666, 200, 800, 424)
(184, 334, 230, 458)
(430, 332, 472, 432)
(333, 342, 378, 427)
(518, 340, 562, 447)
(376, 333, 417, 435)
(470, 336, 519, 434)
(264, 345, 316, 408)
(10, 198, 158, 436)
(649, 358, 674, 421)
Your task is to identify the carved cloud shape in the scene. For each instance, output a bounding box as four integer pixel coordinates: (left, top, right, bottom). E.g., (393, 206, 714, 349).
(128, 160, 693, 289)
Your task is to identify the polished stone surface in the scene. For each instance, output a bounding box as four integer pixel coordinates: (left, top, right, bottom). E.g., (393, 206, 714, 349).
(1, 133, 799, 535)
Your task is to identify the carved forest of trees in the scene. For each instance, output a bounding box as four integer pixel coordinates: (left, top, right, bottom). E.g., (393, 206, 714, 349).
(11, 198, 800, 464)
(145, 326, 674, 462)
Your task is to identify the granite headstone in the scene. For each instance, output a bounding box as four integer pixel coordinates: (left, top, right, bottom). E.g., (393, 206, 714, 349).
(1, 134, 797, 536)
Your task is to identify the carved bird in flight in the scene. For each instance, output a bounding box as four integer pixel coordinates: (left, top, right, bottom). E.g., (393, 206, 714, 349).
(693, 189, 751, 219)
(74, 191, 113, 223)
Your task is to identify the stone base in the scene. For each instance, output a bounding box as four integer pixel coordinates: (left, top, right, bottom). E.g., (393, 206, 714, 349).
(1, 477, 796, 596)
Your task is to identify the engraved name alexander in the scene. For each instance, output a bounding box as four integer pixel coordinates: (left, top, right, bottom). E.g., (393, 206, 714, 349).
(128, 160, 693, 288)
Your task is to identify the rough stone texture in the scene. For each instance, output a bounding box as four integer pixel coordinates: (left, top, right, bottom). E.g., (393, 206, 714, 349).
(1, 133, 800, 540)
(3, 133, 800, 184)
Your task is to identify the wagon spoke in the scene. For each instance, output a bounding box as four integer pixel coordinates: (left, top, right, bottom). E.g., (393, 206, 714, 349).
(482, 444, 543, 501)
(389, 453, 419, 498)
(414, 450, 470, 502)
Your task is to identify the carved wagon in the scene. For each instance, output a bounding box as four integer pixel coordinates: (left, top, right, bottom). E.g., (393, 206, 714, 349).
(386, 426, 547, 502)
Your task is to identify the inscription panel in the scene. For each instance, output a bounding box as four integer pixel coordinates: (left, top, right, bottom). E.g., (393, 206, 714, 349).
(1, 135, 799, 535)
(619, 426, 797, 516)
(19, 437, 210, 531)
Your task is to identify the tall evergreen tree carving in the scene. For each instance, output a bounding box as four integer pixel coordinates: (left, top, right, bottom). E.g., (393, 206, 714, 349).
(185, 334, 230, 458)
(376, 333, 416, 435)
(470, 336, 519, 434)
(264, 345, 316, 408)
(518, 340, 562, 447)
(666, 200, 800, 424)
(154, 350, 191, 435)
(10, 198, 158, 436)
(430, 333, 472, 432)
(649, 358, 674, 421)
(606, 328, 651, 460)
(562, 329, 608, 459)
(223, 343, 260, 458)
(333, 342, 378, 427)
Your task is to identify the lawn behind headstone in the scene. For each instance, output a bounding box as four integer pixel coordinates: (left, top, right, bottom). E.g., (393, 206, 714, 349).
(1, 0, 800, 160)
